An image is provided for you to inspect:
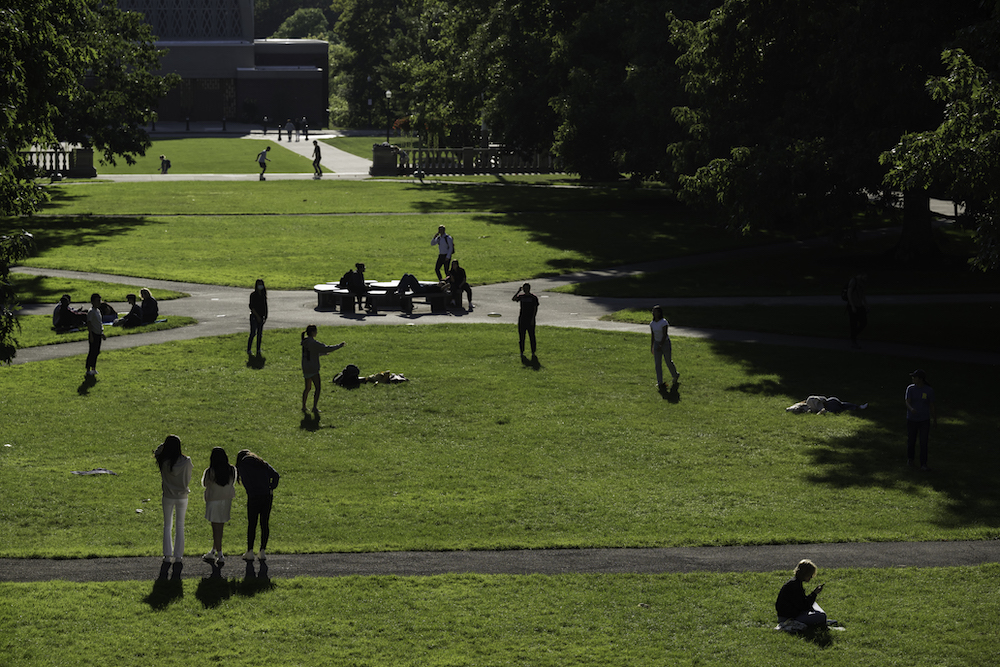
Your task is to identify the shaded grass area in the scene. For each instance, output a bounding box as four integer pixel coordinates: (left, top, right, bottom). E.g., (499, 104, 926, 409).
(1, 566, 997, 666)
(93, 138, 317, 174)
(1, 326, 995, 559)
(9, 273, 187, 304)
(12, 314, 198, 348)
(606, 303, 1000, 353)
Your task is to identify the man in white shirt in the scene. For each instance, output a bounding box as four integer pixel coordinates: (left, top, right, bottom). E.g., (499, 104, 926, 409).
(431, 225, 455, 280)
(650, 305, 680, 389)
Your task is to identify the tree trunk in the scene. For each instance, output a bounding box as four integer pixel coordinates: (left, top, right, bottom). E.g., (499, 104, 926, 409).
(891, 190, 941, 263)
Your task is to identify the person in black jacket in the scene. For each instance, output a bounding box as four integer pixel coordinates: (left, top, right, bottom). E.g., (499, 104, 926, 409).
(248, 278, 268, 356)
(775, 559, 827, 627)
(236, 449, 280, 562)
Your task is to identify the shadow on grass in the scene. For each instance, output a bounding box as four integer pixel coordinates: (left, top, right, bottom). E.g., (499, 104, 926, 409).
(194, 562, 275, 608)
(77, 374, 97, 395)
(18, 214, 157, 255)
(143, 563, 184, 610)
(708, 339, 1000, 531)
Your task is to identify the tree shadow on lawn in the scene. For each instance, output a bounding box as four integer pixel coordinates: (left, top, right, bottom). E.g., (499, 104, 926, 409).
(710, 340, 1000, 531)
(405, 181, 674, 215)
(16, 215, 156, 255)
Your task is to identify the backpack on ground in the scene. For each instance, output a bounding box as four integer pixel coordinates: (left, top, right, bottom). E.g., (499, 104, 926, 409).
(334, 364, 361, 388)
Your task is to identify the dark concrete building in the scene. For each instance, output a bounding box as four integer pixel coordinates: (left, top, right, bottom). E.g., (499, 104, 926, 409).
(119, 0, 328, 126)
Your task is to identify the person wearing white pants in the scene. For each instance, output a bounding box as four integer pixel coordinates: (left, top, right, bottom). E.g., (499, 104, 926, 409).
(154, 435, 193, 571)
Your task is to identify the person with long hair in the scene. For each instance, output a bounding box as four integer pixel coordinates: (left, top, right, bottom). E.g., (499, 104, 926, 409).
(236, 450, 281, 562)
(153, 435, 193, 568)
(201, 447, 237, 565)
(248, 278, 268, 356)
(301, 324, 345, 412)
(775, 559, 829, 629)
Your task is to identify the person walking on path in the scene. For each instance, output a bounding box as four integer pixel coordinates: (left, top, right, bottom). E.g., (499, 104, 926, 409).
(248, 278, 268, 357)
(285, 119, 296, 143)
(236, 449, 280, 563)
(159, 155, 170, 175)
(512, 283, 539, 360)
(775, 559, 829, 629)
(202, 447, 237, 566)
(650, 305, 680, 390)
(905, 369, 937, 470)
(431, 225, 454, 280)
(85, 293, 105, 376)
(153, 435, 192, 573)
(846, 274, 868, 349)
(301, 324, 346, 413)
(312, 140, 323, 179)
(257, 146, 271, 181)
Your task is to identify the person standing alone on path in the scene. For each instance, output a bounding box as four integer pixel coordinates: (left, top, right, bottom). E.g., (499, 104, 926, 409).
(905, 369, 937, 470)
(312, 140, 322, 179)
(85, 293, 105, 376)
(431, 225, 454, 280)
(236, 449, 279, 563)
(154, 435, 192, 574)
(257, 146, 270, 180)
(650, 305, 680, 390)
(846, 274, 868, 348)
(512, 283, 539, 360)
(248, 278, 268, 357)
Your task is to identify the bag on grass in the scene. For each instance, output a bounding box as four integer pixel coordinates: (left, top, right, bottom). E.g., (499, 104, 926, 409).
(334, 364, 361, 388)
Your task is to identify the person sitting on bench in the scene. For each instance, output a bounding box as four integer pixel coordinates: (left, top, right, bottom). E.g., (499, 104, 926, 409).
(445, 259, 472, 309)
(395, 273, 424, 314)
(339, 262, 375, 313)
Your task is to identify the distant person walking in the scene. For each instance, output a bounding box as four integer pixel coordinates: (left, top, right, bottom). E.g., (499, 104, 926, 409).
(257, 146, 271, 181)
(650, 305, 680, 390)
(905, 369, 937, 470)
(85, 293, 106, 376)
(312, 140, 322, 179)
(285, 119, 296, 142)
(301, 324, 346, 413)
(159, 155, 170, 175)
(202, 447, 237, 566)
(431, 225, 454, 280)
(846, 274, 868, 348)
(153, 435, 193, 569)
(512, 283, 539, 359)
(248, 278, 268, 356)
(236, 449, 280, 562)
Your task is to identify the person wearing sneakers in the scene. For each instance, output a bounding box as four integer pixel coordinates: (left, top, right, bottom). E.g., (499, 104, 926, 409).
(649, 305, 679, 390)
(85, 293, 106, 376)
(257, 146, 270, 180)
(202, 447, 237, 566)
(312, 140, 322, 179)
(154, 435, 193, 576)
(236, 449, 280, 563)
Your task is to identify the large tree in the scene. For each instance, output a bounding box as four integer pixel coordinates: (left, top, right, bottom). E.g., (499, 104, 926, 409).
(1, 0, 178, 216)
(0, 231, 35, 364)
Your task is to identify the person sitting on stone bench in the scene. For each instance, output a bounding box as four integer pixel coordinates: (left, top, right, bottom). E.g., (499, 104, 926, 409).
(339, 262, 376, 313)
(395, 273, 426, 314)
(444, 259, 472, 309)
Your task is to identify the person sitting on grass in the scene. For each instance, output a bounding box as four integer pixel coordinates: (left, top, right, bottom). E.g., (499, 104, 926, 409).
(775, 559, 829, 630)
(140, 288, 159, 324)
(53, 294, 87, 331)
(116, 293, 143, 328)
(786, 396, 868, 414)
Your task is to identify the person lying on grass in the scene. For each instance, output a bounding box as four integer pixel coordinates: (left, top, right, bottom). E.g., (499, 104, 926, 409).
(786, 396, 868, 414)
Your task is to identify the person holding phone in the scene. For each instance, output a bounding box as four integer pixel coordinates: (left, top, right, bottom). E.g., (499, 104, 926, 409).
(775, 559, 828, 627)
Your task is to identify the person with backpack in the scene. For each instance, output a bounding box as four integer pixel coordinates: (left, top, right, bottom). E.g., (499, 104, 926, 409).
(257, 146, 270, 181)
(160, 155, 171, 174)
(301, 324, 346, 413)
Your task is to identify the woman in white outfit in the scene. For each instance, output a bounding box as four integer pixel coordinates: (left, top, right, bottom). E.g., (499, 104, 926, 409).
(202, 447, 237, 565)
(154, 435, 193, 566)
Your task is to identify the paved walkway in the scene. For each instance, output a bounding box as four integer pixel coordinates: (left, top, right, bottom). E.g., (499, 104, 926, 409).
(7, 145, 999, 580)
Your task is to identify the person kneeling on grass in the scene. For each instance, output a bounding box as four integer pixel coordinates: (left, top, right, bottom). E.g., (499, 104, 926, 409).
(775, 559, 832, 631)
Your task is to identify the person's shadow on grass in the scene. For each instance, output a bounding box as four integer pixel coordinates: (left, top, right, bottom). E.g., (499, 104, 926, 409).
(521, 354, 542, 370)
(77, 374, 97, 395)
(659, 381, 681, 404)
(195, 565, 236, 608)
(300, 411, 321, 431)
(238, 561, 274, 597)
(143, 564, 184, 610)
(246, 353, 266, 369)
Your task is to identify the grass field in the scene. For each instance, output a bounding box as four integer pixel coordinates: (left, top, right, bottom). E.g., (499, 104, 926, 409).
(10, 274, 187, 304)
(1, 566, 997, 666)
(12, 314, 198, 348)
(93, 138, 319, 175)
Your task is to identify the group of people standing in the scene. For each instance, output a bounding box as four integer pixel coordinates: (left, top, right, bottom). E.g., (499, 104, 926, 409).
(155, 435, 279, 575)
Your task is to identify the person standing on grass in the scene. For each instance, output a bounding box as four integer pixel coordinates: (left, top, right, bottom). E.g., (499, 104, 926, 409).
(312, 140, 322, 179)
(257, 146, 271, 181)
(202, 447, 237, 566)
(846, 273, 868, 349)
(650, 305, 680, 390)
(905, 369, 937, 471)
(512, 283, 539, 359)
(236, 449, 280, 563)
(248, 279, 268, 356)
(154, 435, 193, 569)
(775, 559, 829, 628)
(85, 293, 105, 376)
(431, 225, 454, 280)
(301, 324, 345, 413)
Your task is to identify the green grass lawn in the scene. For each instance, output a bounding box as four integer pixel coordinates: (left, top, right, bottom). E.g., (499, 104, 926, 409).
(606, 303, 1000, 353)
(1, 325, 995, 559)
(93, 138, 319, 174)
(12, 314, 198, 348)
(10, 274, 187, 304)
(1, 566, 996, 666)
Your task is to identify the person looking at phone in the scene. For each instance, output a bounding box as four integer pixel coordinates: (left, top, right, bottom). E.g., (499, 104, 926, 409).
(775, 559, 828, 627)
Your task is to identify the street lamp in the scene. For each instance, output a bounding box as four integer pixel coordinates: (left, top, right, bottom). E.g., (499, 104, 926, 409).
(385, 90, 393, 144)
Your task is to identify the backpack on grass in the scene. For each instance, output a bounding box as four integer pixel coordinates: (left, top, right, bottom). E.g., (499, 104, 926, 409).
(334, 364, 361, 388)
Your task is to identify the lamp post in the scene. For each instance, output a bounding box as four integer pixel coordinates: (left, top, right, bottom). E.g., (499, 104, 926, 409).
(385, 90, 392, 144)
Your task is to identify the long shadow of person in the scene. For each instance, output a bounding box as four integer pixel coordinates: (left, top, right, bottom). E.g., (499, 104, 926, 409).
(143, 563, 184, 610)
(300, 411, 321, 431)
(521, 354, 542, 370)
(238, 560, 275, 597)
(194, 563, 237, 609)
(659, 382, 681, 404)
(246, 353, 266, 370)
(77, 374, 97, 395)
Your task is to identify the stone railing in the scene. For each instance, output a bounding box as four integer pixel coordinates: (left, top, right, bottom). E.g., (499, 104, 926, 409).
(371, 145, 558, 176)
(20, 148, 97, 178)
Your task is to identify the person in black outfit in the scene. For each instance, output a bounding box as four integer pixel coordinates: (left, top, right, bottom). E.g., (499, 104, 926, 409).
(236, 449, 280, 563)
(512, 283, 539, 359)
(446, 259, 472, 309)
(140, 288, 158, 323)
(775, 559, 828, 627)
(339, 262, 375, 313)
(248, 278, 268, 356)
(118, 293, 143, 328)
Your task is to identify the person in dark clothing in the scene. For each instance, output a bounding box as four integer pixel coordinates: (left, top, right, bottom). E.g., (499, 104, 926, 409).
(512, 283, 540, 359)
(140, 288, 158, 323)
(236, 449, 280, 562)
(118, 293, 143, 328)
(53, 294, 87, 331)
(248, 278, 268, 356)
(446, 259, 472, 309)
(339, 262, 375, 313)
(775, 559, 828, 627)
